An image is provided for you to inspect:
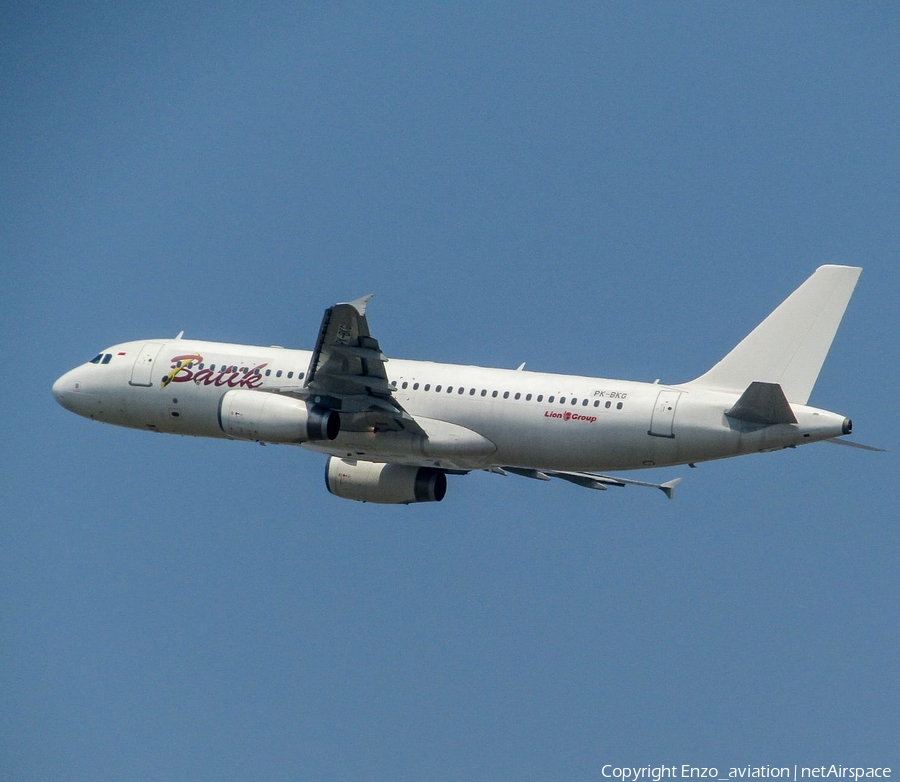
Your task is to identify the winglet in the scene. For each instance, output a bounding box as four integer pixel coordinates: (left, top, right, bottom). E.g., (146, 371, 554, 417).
(660, 477, 682, 500)
(346, 294, 374, 315)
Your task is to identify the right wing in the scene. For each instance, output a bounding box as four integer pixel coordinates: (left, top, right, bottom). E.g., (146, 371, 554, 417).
(298, 295, 425, 435)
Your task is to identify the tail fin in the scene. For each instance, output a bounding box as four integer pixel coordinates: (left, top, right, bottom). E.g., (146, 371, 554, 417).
(684, 265, 862, 404)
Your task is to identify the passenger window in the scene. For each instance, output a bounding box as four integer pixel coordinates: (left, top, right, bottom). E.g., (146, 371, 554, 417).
(424, 384, 431, 391)
(299, 372, 305, 379)
(287, 372, 293, 378)
(526, 393, 532, 401)
(481, 389, 487, 396)
(413, 383, 419, 390)
(492, 390, 498, 398)
(582, 399, 588, 406)
(537, 395, 543, 402)
(436, 385, 442, 392)
(469, 388, 475, 395)
(458, 387, 465, 394)
(617, 402, 624, 409)
(503, 391, 509, 399)
(560, 397, 566, 404)
(594, 400, 600, 407)
(265, 369, 271, 376)
(514, 392, 521, 400)
(548, 395, 555, 403)
(402, 381, 408, 389)
(276, 370, 282, 378)
(571, 398, 578, 406)
(605, 401, 611, 408)
(447, 386, 453, 393)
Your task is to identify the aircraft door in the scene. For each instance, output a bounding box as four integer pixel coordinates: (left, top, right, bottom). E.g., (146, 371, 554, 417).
(129, 342, 164, 387)
(649, 390, 681, 438)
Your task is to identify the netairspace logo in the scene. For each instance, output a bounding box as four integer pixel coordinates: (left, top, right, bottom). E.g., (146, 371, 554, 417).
(600, 768, 891, 782)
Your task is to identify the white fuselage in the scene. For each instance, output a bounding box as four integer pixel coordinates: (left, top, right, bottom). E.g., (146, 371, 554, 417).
(52, 338, 849, 473)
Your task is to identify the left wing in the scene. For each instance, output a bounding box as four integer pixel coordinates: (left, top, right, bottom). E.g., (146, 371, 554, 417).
(495, 466, 682, 499)
(298, 295, 424, 434)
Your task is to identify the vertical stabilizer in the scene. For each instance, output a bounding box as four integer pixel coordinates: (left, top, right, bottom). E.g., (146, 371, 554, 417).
(685, 265, 861, 404)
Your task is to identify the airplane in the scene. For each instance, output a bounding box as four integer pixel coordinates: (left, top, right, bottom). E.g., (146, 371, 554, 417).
(53, 265, 875, 504)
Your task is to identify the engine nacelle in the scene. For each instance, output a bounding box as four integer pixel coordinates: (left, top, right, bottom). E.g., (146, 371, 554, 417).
(218, 389, 339, 443)
(325, 457, 447, 504)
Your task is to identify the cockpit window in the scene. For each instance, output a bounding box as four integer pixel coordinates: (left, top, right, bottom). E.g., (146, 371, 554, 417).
(90, 354, 103, 364)
(101, 354, 112, 364)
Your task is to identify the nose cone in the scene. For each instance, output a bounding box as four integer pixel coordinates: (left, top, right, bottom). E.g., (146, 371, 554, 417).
(53, 370, 79, 413)
(52, 374, 65, 403)
(53, 368, 99, 417)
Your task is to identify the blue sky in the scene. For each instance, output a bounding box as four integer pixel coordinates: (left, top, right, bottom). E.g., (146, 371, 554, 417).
(2, 3, 898, 779)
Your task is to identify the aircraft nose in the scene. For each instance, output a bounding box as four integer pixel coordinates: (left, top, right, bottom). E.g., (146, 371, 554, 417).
(53, 368, 97, 416)
(52, 370, 75, 411)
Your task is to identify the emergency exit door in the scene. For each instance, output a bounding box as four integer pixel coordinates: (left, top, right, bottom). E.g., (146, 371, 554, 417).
(649, 390, 681, 438)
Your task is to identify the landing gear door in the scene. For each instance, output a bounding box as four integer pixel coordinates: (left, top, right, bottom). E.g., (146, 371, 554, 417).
(649, 390, 681, 438)
(130, 342, 164, 387)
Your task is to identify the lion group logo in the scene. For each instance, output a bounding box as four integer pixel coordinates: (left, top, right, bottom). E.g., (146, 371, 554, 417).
(544, 410, 597, 424)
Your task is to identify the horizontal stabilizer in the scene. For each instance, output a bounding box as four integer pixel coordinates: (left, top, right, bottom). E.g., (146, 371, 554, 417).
(826, 438, 886, 453)
(726, 382, 797, 426)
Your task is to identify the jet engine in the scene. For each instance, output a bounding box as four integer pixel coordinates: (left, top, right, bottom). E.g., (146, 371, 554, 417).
(325, 457, 447, 504)
(218, 389, 339, 443)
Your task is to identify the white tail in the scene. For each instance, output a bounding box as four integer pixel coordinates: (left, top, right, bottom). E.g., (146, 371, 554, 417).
(685, 265, 862, 404)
